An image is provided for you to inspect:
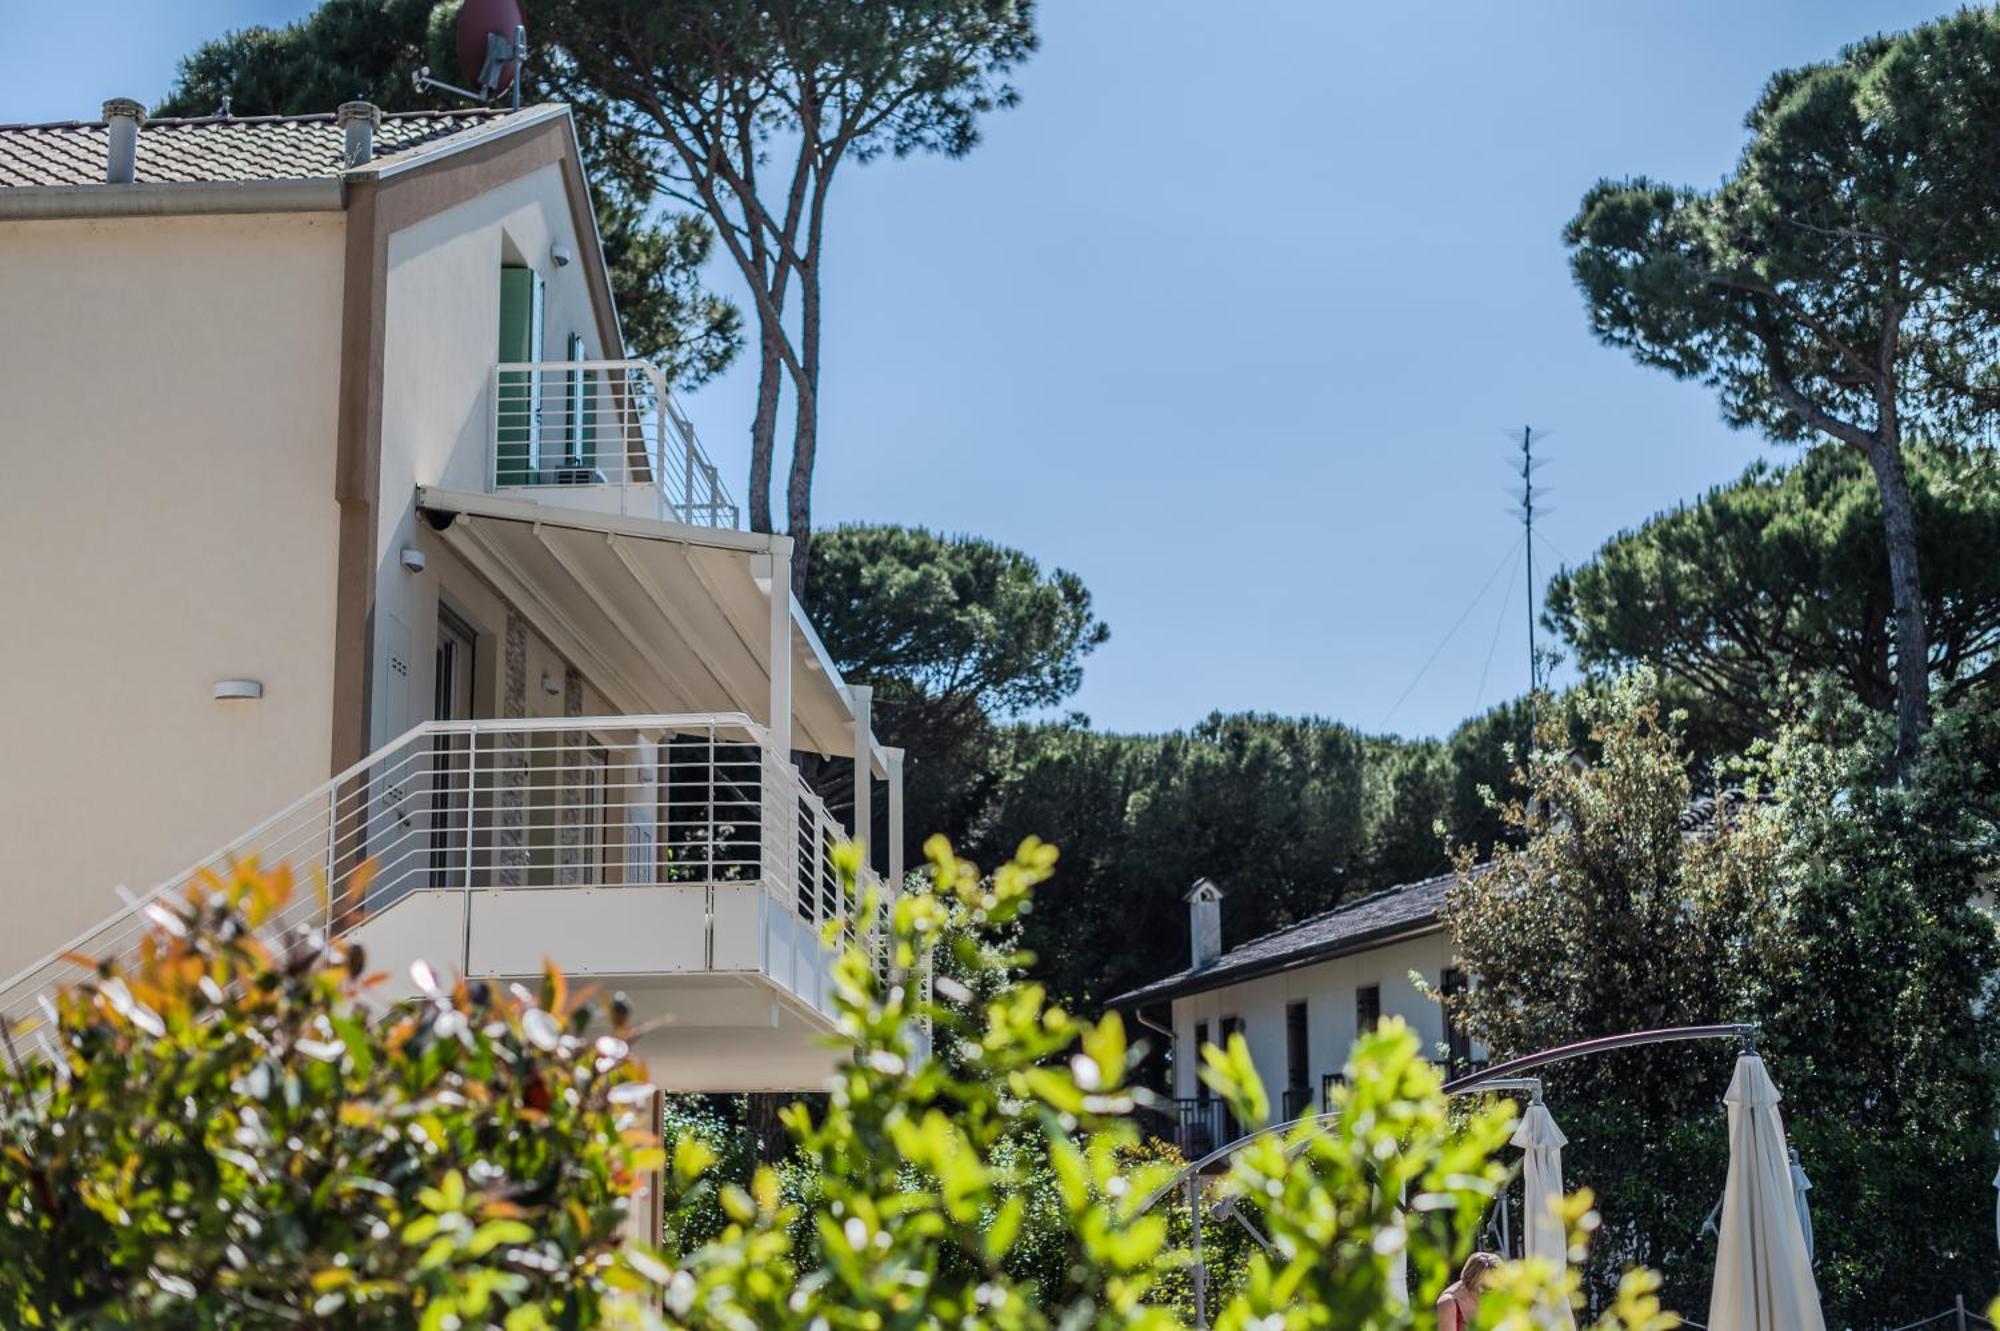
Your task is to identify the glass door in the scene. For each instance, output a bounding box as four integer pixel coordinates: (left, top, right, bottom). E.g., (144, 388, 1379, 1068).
(429, 607, 478, 882)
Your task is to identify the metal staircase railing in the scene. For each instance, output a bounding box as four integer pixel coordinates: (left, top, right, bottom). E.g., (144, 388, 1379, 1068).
(0, 713, 875, 1035)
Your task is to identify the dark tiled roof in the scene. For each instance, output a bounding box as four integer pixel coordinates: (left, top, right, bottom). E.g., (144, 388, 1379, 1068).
(0, 108, 539, 188)
(1678, 789, 1767, 837)
(1107, 872, 1454, 1008)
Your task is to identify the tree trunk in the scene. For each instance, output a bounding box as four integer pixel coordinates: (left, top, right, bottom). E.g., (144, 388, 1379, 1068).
(1864, 433, 1930, 775)
(785, 264, 821, 596)
(786, 387, 816, 596)
(746, 310, 784, 534)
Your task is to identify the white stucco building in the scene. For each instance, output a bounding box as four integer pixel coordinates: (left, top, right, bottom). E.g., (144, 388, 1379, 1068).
(1110, 875, 1479, 1157)
(0, 98, 902, 1094)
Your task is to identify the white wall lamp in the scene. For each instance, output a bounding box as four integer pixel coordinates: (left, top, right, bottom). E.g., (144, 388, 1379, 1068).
(541, 671, 563, 697)
(399, 546, 427, 573)
(550, 241, 573, 267)
(213, 679, 265, 701)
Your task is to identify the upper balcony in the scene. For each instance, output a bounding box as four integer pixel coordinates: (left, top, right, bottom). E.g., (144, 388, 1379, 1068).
(0, 713, 907, 1092)
(488, 359, 740, 530)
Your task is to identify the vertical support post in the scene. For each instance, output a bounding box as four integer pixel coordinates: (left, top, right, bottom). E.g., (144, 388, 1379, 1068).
(487, 364, 498, 494)
(849, 685, 873, 880)
(324, 782, 339, 936)
(766, 539, 793, 762)
(1955, 1295, 1967, 1331)
(1188, 1174, 1207, 1331)
(704, 723, 717, 969)
(511, 24, 525, 111)
(461, 730, 479, 977)
(682, 415, 696, 524)
(884, 746, 905, 892)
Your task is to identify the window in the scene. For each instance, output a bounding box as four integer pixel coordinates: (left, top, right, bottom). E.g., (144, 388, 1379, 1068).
(564, 331, 599, 474)
(578, 742, 608, 885)
(1192, 1022, 1209, 1101)
(1285, 1001, 1309, 1090)
(1441, 968, 1472, 1073)
(496, 265, 546, 484)
(1356, 984, 1381, 1035)
(1216, 1017, 1245, 1139)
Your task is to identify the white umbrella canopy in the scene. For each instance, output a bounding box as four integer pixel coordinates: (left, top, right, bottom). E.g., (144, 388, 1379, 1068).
(1709, 1054, 1826, 1331)
(1511, 1098, 1576, 1330)
(1788, 1149, 1814, 1265)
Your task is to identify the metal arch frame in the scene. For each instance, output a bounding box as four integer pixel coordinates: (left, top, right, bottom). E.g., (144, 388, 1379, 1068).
(1440, 1023, 1758, 1097)
(1140, 1023, 1759, 1330)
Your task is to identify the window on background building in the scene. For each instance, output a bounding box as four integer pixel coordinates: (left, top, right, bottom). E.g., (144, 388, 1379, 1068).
(1285, 1001, 1309, 1090)
(1216, 1016, 1244, 1142)
(1356, 984, 1381, 1035)
(1441, 968, 1472, 1074)
(1192, 1021, 1209, 1102)
(1285, 1000, 1312, 1120)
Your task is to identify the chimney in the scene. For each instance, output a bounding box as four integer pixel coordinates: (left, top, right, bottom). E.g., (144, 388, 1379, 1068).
(1186, 878, 1224, 970)
(101, 98, 143, 184)
(338, 101, 382, 166)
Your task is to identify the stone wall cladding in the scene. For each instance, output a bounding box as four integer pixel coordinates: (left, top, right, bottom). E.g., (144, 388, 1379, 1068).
(497, 612, 528, 886)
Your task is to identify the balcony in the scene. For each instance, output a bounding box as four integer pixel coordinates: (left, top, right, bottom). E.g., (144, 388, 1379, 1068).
(0, 713, 896, 1091)
(489, 359, 739, 529)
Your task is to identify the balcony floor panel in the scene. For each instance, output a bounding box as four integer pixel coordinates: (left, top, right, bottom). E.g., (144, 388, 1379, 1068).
(347, 880, 846, 1052)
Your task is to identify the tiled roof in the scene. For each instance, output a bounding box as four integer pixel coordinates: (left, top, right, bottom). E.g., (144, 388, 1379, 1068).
(0, 108, 539, 188)
(1678, 789, 1767, 837)
(1107, 872, 1454, 1008)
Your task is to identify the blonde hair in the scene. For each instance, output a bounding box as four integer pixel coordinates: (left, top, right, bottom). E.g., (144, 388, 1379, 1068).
(1459, 1251, 1502, 1288)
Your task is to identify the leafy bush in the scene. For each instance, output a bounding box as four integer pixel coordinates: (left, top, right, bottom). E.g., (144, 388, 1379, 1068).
(1446, 673, 2000, 1321)
(0, 863, 660, 1329)
(2, 841, 1671, 1330)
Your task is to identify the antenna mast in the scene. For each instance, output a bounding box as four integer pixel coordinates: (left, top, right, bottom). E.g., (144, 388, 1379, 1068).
(1513, 426, 1547, 693)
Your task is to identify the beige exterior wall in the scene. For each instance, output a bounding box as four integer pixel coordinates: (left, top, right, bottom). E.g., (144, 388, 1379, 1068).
(1168, 931, 1460, 1102)
(372, 160, 617, 745)
(0, 211, 345, 979)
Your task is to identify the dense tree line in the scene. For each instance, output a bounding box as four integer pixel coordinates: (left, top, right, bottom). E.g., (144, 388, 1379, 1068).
(804, 525, 1557, 1008)
(1447, 676, 2000, 1321)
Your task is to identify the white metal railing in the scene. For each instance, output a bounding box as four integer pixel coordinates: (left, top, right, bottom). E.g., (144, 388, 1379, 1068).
(490, 359, 739, 528)
(0, 713, 876, 1035)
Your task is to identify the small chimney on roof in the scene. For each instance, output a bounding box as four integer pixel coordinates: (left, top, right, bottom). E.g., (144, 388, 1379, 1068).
(1186, 878, 1224, 971)
(338, 101, 383, 166)
(101, 98, 144, 184)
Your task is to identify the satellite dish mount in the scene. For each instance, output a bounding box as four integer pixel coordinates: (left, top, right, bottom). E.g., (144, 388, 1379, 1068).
(414, 9, 528, 110)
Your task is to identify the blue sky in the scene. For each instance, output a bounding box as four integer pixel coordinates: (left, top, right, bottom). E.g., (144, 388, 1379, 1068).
(0, 2, 1961, 739)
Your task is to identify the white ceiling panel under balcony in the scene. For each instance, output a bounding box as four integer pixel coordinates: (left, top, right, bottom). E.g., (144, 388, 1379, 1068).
(415, 486, 858, 760)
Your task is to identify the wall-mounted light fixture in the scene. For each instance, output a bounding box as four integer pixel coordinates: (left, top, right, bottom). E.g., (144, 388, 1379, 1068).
(213, 678, 265, 701)
(399, 546, 427, 573)
(541, 671, 562, 697)
(550, 241, 573, 267)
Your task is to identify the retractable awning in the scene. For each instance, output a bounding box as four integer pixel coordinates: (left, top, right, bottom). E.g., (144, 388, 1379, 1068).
(415, 486, 867, 764)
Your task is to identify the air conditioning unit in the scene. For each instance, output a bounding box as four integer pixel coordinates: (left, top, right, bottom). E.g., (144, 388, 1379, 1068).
(539, 465, 607, 485)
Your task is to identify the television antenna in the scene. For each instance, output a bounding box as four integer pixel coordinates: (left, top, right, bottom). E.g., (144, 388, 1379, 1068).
(414, 0, 529, 110)
(1510, 426, 1550, 693)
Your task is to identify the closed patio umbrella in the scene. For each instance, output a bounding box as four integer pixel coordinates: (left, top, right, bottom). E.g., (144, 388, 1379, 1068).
(1709, 1053, 1825, 1331)
(1511, 1096, 1575, 1329)
(1788, 1149, 1814, 1265)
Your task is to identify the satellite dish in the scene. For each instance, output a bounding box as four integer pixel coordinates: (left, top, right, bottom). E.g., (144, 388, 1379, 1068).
(456, 0, 528, 96)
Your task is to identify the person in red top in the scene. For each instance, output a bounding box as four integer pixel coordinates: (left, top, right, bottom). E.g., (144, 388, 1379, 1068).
(1435, 1252, 1501, 1331)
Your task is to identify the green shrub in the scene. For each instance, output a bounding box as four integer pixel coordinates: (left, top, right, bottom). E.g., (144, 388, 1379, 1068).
(2, 842, 1670, 1330)
(0, 863, 660, 1329)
